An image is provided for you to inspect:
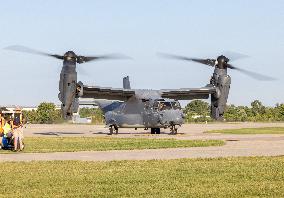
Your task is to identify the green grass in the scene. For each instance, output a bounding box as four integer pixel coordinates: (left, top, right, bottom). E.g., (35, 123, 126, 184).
(0, 157, 284, 197)
(206, 127, 284, 134)
(0, 137, 224, 153)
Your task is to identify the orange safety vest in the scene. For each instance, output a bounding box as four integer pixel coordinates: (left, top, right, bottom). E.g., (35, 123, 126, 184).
(0, 118, 4, 133)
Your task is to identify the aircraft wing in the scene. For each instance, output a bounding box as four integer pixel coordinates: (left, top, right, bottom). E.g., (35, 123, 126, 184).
(80, 84, 135, 101)
(160, 85, 217, 100)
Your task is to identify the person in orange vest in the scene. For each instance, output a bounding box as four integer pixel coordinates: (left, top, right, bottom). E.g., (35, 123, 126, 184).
(0, 113, 5, 149)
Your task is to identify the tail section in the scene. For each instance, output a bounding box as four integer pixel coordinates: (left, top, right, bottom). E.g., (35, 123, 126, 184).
(92, 100, 123, 113)
(123, 76, 131, 89)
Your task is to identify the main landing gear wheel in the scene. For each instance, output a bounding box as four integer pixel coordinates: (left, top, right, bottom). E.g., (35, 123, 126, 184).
(150, 128, 160, 134)
(170, 125, 178, 135)
(109, 125, 118, 135)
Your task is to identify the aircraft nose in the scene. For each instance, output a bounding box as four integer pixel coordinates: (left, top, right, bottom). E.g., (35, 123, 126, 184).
(159, 110, 184, 125)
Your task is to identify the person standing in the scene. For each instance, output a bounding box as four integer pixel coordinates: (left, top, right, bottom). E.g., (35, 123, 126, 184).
(13, 121, 24, 151)
(0, 113, 4, 149)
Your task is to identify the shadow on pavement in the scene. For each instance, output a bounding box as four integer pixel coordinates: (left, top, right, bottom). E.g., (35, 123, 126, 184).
(33, 132, 85, 136)
(92, 131, 185, 135)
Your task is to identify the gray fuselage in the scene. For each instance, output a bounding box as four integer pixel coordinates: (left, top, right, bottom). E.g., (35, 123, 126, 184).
(95, 90, 184, 128)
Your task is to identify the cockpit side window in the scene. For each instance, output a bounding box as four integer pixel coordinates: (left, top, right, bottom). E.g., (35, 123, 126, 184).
(159, 102, 172, 111)
(153, 101, 159, 110)
(171, 101, 181, 110)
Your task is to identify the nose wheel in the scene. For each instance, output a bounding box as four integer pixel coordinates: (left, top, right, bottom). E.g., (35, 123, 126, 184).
(150, 128, 160, 134)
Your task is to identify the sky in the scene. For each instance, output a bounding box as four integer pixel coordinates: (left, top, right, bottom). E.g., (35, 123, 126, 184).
(0, 0, 283, 107)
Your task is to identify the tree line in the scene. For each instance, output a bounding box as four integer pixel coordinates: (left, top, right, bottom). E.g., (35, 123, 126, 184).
(184, 100, 284, 122)
(79, 107, 104, 124)
(23, 102, 63, 124)
(23, 100, 284, 124)
(23, 103, 104, 124)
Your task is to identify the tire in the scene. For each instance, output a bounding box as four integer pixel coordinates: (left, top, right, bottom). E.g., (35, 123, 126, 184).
(155, 128, 161, 134)
(114, 125, 118, 134)
(109, 127, 114, 135)
(151, 128, 160, 134)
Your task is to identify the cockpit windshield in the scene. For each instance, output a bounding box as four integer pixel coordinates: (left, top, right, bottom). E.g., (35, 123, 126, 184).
(159, 102, 172, 111)
(153, 100, 181, 111)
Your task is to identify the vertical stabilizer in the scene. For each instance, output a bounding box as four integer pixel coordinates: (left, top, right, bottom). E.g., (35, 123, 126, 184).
(123, 76, 131, 89)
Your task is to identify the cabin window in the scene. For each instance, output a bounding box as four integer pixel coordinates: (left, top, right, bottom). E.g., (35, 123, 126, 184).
(158, 102, 172, 111)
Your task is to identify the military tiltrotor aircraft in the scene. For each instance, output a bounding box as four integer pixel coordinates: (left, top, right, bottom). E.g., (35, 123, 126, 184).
(5, 46, 274, 135)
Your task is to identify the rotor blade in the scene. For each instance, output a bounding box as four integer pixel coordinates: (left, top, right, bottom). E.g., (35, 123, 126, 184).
(222, 50, 249, 61)
(227, 64, 276, 81)
(77, 54, 131, 64)
(4, 45, 63, 60)
(157, 52, 216, 67)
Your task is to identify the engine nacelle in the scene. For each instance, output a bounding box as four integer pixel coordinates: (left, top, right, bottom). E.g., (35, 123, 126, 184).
(210, 69, 231, 121)
(58, 70, 79, 120)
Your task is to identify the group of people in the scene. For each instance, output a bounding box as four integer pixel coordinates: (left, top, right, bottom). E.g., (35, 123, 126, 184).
(0, 113, 24, 151)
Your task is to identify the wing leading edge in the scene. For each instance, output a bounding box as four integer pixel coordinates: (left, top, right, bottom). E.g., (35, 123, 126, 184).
(79, 82, 216, 101)
(160, 85, 217, 100)
(80, 85, 135, 101)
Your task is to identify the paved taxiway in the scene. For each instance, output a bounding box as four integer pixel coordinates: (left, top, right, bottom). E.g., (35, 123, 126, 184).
(1, 123, 284, 161)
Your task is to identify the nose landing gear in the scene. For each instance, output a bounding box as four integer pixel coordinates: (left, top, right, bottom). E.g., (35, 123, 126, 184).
(150, 128, 161, 134)
(169, 125, 178, 135)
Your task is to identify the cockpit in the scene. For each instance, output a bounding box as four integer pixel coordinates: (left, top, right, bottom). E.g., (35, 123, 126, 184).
(153, 100, 181, 111)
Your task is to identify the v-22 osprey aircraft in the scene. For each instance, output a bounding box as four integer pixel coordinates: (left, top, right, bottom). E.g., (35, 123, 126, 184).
(5, 46, 274, 134)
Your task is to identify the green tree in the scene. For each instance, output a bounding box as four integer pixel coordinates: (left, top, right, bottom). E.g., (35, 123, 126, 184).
(36, 102, 61, 124)
(79, 107, 97, 118)
(22, 110, 38, 124)
(274, 104, 284, 121)
(79, 107, 104, 124)
(184, 100, 210, 115)
(262, 107, 276, 121)
(224, 105, 238, 121)
(184, 100, 210, 122)
(237, 107, 248, 122)
(251, 100, 265, 116)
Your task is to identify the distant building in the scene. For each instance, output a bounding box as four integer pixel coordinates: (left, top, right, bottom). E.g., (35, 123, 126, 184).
(3, 103, 93, 124)
(6, 105, 61, 112)
(191, 115, 210, 119)
(1, 106, 23, 121)
(1, 105, 61, 120)
(79, 99, 99, 108)
(21, 106, 38, 111)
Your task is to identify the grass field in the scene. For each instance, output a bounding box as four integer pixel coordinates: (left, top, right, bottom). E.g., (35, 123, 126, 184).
(206, 127, 284, 134)
(0, 157, 284, 197)
(0, 137, 224, 153)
